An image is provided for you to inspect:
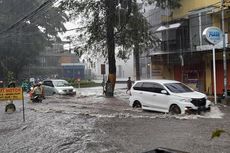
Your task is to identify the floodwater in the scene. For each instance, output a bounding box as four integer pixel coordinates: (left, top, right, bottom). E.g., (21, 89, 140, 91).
(0, 85, 229, 153)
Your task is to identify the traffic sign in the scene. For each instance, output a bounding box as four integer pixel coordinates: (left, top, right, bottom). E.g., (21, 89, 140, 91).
(0, 88, 23, 101)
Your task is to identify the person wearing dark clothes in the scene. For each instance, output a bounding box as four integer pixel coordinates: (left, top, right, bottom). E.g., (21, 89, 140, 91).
(126, 77, 132, 94)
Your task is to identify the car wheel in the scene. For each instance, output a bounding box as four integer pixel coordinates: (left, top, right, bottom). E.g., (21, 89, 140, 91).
(169, 104, 181, 115)
(133, 101, 142, 108)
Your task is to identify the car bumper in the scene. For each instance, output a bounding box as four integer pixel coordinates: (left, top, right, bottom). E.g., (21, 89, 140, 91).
(58, 91, 76, 96)
(185, 106, 211, 114)
(180, 100, 211, 114)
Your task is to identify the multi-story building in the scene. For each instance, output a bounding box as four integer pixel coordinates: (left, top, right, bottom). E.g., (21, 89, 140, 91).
(20, 42, 82, 80)
(147, 0, 230, 96)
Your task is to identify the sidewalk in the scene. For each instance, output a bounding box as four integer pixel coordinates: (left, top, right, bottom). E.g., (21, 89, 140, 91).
(208, 95, 230, 105)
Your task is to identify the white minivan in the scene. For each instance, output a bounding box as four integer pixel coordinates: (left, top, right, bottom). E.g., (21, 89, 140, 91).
(129, 80, 211, 114)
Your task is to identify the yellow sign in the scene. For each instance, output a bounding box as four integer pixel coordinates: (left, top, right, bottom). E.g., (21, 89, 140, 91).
(0, 88, 23, 101)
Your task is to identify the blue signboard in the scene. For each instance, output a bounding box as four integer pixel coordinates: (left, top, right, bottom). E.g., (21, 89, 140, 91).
(203, 27, 223, 45)
(62, 64, 85, 79)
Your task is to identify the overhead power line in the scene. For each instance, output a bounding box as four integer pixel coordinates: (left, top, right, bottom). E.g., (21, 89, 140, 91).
(0, 0, 56, 35)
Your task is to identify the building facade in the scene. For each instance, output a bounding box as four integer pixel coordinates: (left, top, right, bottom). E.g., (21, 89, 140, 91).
(85, 53, 134, 81)
(20, 42, 81, 80)
(148, 0, 230, 95)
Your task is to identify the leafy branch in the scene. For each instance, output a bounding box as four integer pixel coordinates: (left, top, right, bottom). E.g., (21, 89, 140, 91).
(211, 129, 230, 139)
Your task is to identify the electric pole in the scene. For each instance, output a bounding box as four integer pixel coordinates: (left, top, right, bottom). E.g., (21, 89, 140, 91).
(221, 0, 228, 99)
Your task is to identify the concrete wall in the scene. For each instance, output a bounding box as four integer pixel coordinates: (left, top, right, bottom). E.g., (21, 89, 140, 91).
(173, 0, 219, 19)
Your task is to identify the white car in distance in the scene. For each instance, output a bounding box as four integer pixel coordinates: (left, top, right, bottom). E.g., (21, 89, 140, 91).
(42, 79, 76, 96)
(129, 80, 211, 114)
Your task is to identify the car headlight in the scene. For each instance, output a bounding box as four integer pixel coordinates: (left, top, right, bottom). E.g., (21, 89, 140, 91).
(73, 89, 76, 92)
(180, 98, 191, 103)
(57, 90, 64, 94)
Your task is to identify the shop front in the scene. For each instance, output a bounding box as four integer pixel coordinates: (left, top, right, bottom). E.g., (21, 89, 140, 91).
(174, 63, 205, 92)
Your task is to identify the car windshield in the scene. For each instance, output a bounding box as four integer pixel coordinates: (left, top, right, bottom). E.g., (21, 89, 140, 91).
(164, 83, 193, 93)
(53, 80, 70, 87)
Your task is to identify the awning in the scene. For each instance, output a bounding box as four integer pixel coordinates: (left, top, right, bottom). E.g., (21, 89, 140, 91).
(156, 23, 181, 32)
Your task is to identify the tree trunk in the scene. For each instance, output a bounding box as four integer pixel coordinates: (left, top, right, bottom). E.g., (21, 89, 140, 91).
(134, 43, 140, 80)
(105, 0, 116, 92)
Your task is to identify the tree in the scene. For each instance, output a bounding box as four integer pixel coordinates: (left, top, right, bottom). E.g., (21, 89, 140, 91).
(60, 0, 181, 93)
(131, 0, 181, 80)
(0, 0, 68, 81)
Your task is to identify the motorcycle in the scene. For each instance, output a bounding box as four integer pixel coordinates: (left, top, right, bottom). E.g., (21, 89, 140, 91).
(30, 94, 43, 103)
(29, 83, 44, 103)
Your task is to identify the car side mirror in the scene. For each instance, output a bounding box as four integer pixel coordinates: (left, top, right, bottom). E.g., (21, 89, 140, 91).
(161, 90, 168, 95)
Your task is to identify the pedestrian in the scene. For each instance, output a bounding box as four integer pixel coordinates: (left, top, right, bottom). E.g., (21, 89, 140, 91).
(126, 77, 132, 94)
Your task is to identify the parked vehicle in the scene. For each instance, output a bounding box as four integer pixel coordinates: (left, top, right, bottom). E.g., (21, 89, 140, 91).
(42, 79, 76, 96)
(129, 80, 211, 114)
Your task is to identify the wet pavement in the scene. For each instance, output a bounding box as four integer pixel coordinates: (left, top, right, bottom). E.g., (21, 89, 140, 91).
(0, 85, 230, 153)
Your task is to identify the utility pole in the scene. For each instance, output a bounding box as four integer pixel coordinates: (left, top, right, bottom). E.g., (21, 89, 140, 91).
(221, 0, 228, 99)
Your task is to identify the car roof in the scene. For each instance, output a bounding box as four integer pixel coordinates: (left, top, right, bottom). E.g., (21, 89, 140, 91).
(134, 79, 180, 84)
(43, 79, 67, 82)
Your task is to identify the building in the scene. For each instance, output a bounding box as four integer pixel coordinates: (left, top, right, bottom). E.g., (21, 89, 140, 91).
(147, 0, 230, 96)
(61, 63, 85, 80)
(83, 53, 134, 81)
(20, 42, 81, 80)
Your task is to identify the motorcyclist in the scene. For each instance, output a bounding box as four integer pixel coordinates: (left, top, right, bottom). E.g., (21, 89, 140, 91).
(30, 82, 44, 102)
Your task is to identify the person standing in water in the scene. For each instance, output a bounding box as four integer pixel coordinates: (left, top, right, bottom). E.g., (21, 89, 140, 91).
(126, 77, 132, 94)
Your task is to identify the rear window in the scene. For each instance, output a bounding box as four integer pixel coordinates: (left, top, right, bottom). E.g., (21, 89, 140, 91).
(53, 80, 70, 87)
(43, 81, 54, 87)
(133, 82, 165, 94)
(164, 83, 193, 93)
(142, 82, 165, 93)
(133, 82, 143, 90)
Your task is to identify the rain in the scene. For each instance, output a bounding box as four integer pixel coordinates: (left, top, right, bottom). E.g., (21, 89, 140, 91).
(0, 85, 228, 153)
(1, 0, 230, 153)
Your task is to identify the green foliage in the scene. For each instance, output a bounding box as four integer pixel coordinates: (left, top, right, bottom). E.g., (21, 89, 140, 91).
(0, 0, 67, 80)
(211, 129, 230, 139)
(60, 0, 181, 80)
(148, 0, 181, 9)
(60, 0, 181, 60)
(7, 71, 15, 83)
(66, 78, 101, 88)
(77, 80, 101, 88)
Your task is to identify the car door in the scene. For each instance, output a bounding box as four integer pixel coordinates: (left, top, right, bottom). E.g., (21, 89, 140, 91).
(142, 82, 169, 112)
(42, 81, 55, 96)
(132, 82, 144, 101)
(141, 82, 158, 109)
(151, 83, 170, 112)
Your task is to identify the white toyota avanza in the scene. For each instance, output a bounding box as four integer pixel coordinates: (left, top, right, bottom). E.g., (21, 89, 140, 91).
(129, 80, 211, 114)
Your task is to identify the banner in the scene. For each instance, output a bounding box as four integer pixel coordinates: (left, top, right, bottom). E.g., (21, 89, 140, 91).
(0, 88, 23, 101)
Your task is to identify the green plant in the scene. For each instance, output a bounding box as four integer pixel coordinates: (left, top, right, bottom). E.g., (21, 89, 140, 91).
(211, 129, 230, 139)
(65, 79, 101, 88)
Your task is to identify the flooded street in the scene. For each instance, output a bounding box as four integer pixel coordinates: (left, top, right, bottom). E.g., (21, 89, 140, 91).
(0, 85, 230, 153)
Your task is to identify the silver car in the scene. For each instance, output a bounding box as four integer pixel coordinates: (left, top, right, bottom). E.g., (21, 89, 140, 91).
(42, 79, 76, 96)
